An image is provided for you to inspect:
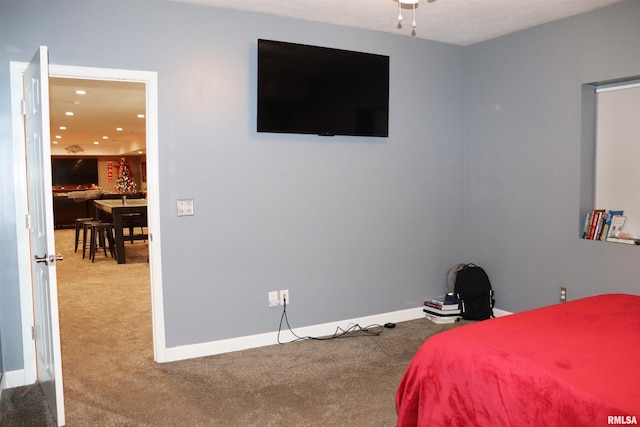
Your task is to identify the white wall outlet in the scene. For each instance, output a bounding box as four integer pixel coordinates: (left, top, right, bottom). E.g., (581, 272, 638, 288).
(279, 289, 289, 306)
(268, 291, 279, 307)
(559, 287, 567, 302)
(177, 198, 194, 216)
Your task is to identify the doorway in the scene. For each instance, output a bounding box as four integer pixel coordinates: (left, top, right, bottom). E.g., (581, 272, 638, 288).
(10, 61, 168, 393)
(50, 76, 153, 414)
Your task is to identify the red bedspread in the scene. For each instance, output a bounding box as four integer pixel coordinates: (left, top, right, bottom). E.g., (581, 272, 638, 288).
(396, 294, 640, 426)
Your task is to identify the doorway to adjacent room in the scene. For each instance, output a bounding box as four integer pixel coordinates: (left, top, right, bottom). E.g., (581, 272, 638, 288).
(10, 59, 166, 424)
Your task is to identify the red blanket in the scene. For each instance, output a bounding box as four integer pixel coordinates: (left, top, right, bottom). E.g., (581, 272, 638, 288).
(396, 294, 640, 426)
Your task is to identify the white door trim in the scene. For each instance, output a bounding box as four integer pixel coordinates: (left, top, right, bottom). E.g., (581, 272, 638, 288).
(10, 62, 167, 385)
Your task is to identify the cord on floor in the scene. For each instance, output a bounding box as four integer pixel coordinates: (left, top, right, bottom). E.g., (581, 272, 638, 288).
(277, 298, 384, 344)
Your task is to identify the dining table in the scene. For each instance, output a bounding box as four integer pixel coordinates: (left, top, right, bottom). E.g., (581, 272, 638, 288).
(93, 198, 148, 264)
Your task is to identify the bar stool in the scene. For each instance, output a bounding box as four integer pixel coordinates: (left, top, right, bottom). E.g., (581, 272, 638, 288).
(74, 217, 93, 252)
(121, 212, 146, 243)
(88, 222, 116, 262)
(82, 221, 100, 259)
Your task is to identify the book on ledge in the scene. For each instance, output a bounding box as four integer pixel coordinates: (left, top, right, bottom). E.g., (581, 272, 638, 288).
(606, 215, 626, 238)
(605, 237, 638, 245)
(605, 216, 639, 244)
(600, 210, 624, 241)
(606, 232, 640, 245)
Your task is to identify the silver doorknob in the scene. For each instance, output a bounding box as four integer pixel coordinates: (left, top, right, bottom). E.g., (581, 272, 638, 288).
(34, 253, 63, 265)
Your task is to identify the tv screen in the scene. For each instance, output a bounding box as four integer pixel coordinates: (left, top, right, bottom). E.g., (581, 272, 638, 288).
(51, 158, 99, 187)
(257, 39, 389, 137)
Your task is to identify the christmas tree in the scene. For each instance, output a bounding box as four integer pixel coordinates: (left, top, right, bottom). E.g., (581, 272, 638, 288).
(114, 157, 137, 193)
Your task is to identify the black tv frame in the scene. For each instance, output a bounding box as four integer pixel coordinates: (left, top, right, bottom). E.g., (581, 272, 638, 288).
(257, 39, 390, 138)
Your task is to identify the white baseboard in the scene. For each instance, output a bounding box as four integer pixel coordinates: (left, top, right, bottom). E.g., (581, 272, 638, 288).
(160, 306, 514, 363)
(1, 369, 28, 390)
(493, 308, 513, 317)
(160, 307, 425, 363)
(1, 369, 31, 406)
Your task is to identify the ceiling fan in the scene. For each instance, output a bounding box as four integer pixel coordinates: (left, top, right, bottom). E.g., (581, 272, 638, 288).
(397, 0, 438, 31)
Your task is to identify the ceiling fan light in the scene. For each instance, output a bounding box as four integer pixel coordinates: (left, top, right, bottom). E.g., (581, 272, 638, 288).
(412, 4, 417, 28)
(396, 0, 424, 32)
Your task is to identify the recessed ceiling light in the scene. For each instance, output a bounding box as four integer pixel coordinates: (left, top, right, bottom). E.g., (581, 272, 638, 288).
(55, 135, 62, 139)
(93, 141, 100, 145)
(75, 90, 86, 95)
(137, 114, 145, 118)
(65, 112, 74, 116)
(138, 151, 143, 154)
(102, 136, 108, 139)
(116, 127, 123, 131)
(52, 141, 58, 144)
(59, 126, 66, 130)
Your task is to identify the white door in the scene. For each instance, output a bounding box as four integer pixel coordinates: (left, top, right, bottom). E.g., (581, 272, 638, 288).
(24, 46, 66, 426)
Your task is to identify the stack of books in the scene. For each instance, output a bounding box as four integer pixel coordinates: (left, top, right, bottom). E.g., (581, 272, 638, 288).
(423, 298, 461, 324)
(582, 209, 624, 241)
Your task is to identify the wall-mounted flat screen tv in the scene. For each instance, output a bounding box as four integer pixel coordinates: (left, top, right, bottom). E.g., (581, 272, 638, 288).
(257, 39, 389, 137)
(51, 157, 98, 187)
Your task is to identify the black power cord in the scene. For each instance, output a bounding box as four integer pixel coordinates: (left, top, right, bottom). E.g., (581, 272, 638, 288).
(277, 296, 384, 344)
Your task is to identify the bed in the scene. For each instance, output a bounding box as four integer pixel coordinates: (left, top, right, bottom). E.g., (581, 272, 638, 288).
(396, 294, 640, 426)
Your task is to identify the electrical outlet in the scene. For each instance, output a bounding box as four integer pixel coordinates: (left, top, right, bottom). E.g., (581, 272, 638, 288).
(279, 289, 289, 306)
(559, 287, 567, 303)
(268, 291, 279, 307)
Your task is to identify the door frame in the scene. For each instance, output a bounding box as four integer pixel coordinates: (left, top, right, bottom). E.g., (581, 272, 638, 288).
(10, 61, 168, 386)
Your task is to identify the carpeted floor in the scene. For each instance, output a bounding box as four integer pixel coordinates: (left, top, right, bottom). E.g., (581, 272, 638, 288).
(1, 229, 468, 426)
(0, 383, 56, 426)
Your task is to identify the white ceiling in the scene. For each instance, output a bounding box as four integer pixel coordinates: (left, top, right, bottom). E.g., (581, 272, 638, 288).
(49, 78, 147, 157)
(169, 0, 624, 46)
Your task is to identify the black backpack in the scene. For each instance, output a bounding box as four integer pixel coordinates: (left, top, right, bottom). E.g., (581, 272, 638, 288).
(453, 264, 495, 320)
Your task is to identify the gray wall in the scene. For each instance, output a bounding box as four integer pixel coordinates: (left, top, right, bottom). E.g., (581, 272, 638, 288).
(0, 0, 464, 369)
(2, 0, 638, 374)
(0, 0, 22, 375)
(462, 0, 640, 312)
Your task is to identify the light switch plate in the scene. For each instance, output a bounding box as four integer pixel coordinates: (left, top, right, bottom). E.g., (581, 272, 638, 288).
(177, 199, 194, 216)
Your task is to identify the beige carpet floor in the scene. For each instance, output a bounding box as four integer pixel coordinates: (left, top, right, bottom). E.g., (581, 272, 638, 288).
(5, 229, 467, 426)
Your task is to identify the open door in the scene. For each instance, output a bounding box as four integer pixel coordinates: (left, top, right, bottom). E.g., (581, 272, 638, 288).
(24, 46, 66, 426)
